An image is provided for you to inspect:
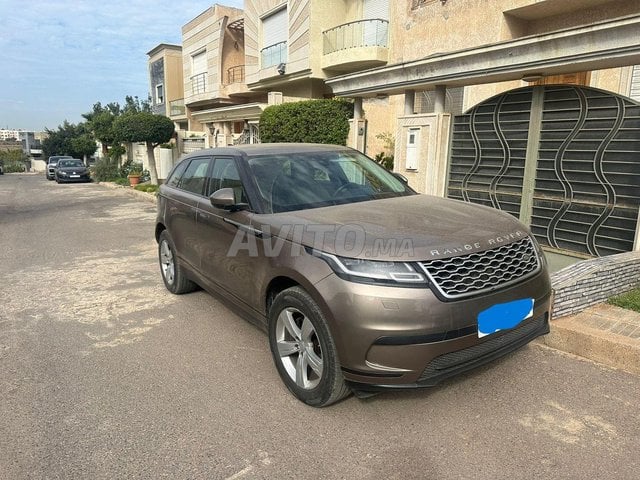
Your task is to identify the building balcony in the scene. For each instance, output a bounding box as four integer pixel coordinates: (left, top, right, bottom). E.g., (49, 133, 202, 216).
(224, 65, 251, 97)
(261, 41, 287, 68)
(322, 19, 389, 73)
(169, 99, 186, 118)
(227, 65, 245, 84)
(191, 73, 206, 95)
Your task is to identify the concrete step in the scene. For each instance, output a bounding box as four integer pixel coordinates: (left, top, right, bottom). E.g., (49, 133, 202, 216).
(538, 303, 640, 375)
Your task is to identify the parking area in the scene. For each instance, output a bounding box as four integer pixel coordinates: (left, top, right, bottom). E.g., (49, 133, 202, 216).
(1, 174, 639, 479)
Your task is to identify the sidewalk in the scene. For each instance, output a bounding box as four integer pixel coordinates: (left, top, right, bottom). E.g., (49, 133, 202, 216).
(98, 181, 157, 204)
(539, 303, 640, 375)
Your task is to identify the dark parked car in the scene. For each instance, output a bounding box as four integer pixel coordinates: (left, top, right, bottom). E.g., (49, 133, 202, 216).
(46, 155, 73, 180)
(155, 144, 552, 407)
(54, 158, 91, 183)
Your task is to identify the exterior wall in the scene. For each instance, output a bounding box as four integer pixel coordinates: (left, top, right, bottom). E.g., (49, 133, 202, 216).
(361, 95, 402, 157)
(289, 0, 312, 76)
(149, 58, 165, 115)
(182, 5, 243, 107)
(551, 251, 640, 318)
(147, 45, 183, 118)
(392, 0, 639, 113)
(514, 0, 640, 36)
(220, 24, 245, 90)
(244, 0, 315, 86)
(164, 49, 184, 105)
(397, 0, 635, 63)
(395, 113, 452, 196)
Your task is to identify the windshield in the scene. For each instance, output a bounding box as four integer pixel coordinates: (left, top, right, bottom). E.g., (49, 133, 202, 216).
(49, 156, 72, 164)
(58, 159, 84, 168)
(248, 150, 415, 213)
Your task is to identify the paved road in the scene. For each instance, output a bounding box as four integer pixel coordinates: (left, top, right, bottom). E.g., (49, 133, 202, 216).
(1, 174, 639, 479)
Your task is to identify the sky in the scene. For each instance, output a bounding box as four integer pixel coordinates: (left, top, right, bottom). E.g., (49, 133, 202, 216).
(0, 0, 243, 132)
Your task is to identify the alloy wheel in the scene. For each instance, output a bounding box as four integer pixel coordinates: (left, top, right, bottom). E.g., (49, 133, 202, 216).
(160, 240, 175, 286)
(275, 307, 324, 390)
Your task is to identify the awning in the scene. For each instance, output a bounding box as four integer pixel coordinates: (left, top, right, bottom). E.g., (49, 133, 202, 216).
(190, 103, 268, 123)
(326, 15, 640, 97)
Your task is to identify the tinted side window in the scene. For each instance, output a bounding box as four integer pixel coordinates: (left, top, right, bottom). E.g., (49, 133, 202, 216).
(165, 160, 189, 188)
(178, 157, 210, 195)
(207, 157, 247, 203)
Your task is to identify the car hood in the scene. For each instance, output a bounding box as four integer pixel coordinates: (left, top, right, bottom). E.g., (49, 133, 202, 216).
(253, 194, 530, 261)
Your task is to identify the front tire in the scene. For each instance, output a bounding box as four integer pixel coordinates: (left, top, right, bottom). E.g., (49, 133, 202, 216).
(158, 230, 197, 294)
(269, 287, 350, 407)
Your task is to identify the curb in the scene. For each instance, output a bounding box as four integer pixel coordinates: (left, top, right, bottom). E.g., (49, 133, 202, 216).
(537, 304, 640, 376)
(97, 181, 157, 205)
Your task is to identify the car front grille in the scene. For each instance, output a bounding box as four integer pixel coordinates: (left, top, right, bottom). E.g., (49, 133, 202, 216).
(419, 236, 540, 300)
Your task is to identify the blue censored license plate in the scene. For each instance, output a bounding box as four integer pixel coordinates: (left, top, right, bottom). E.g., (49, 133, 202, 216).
(477, 298, 534, 338)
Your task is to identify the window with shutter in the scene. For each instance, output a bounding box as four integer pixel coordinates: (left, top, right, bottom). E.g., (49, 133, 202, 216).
(363, 0, 389, 47)
(191, 50, 207, 94)
(261, 8, 288, 67)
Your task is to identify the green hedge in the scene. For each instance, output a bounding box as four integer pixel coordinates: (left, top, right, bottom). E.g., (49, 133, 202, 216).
(260, 99, 353, 145)
(91, 159, 120, 182)
(2, 161, 26, 173)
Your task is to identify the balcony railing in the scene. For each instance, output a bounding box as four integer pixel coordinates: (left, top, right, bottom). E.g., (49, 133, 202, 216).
(261, 41, 287, 68)
(226, 65, 245, 84)
(191, 73, 206, 94)
(323, 19, 389, 54)
(169, 99, 185, 117)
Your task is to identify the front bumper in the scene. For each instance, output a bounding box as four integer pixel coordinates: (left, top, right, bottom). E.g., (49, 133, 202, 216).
(57, 173, 91, 182)
(348, 312, 549, 391)
(313, 267, 553, 388)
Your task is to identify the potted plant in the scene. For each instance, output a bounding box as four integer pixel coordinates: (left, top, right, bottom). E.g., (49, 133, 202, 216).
(127, 167, 142, 186)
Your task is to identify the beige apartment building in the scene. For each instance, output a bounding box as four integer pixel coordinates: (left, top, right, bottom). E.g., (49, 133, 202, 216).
(147, 44, 187, 128)
(149, 0, 640, 259)
(180, 4, 268, 148)
(325, 0, 640, 260)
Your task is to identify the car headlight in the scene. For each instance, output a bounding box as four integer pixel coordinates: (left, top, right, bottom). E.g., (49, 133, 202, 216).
(59, 171, 67, 176)
(310, 249, 427, 287)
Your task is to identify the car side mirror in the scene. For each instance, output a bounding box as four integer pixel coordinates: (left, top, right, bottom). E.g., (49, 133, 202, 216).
(210, 188, 248, 212)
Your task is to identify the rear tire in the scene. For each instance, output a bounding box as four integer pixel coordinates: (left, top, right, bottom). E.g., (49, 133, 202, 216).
(158, 230, 197, 294)
(269, 286, 350, 407)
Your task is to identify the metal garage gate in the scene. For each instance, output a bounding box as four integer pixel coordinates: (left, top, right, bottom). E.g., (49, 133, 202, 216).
(448, 85, 640, 257)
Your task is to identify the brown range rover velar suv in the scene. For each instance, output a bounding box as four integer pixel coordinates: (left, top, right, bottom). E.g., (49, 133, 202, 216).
(155, 144, 552, 407)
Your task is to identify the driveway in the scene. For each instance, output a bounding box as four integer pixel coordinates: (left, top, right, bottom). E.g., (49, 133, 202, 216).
(1, 174, 639, 479)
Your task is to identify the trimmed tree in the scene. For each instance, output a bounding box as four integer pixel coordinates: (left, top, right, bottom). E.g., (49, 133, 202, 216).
(112, 112, 174, 185)
(260, 99, 353, 145)
(83, 97, 151, 161)
(71, 133, 98, 165)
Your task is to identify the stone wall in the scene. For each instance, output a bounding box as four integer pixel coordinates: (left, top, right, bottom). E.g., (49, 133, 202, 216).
(551, 251, 640, 318)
